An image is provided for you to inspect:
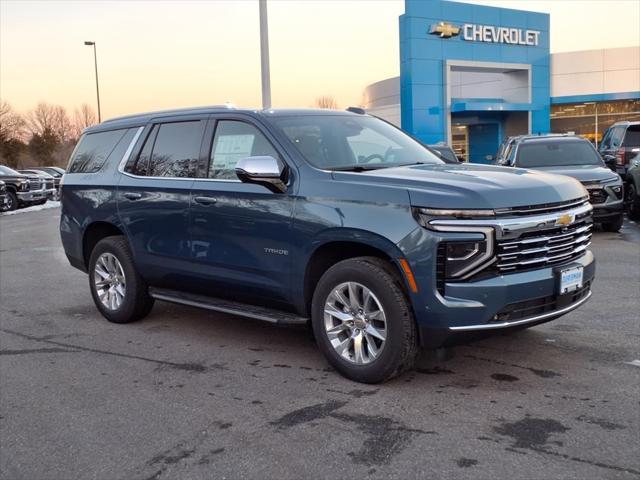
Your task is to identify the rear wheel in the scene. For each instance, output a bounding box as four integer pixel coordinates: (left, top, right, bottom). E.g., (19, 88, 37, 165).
(311, 257, 418, 383)
(626, 182, 640, 221)
(88, 236, 154, 323)
(602, 214, 624, 232)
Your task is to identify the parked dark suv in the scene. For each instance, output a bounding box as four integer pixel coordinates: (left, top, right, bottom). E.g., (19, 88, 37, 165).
(497, 135, 624, 232)
(599, 121, 640, 178)
(60, 107, 595, 383)
(0, 165, 48, 211)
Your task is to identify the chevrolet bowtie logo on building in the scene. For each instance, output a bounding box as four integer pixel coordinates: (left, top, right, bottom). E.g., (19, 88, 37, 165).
(429, 22, 461, 38)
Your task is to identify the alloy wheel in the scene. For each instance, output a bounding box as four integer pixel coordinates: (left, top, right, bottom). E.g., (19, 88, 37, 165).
(94, 252, 126, 310)
(324, 282, 387, 365)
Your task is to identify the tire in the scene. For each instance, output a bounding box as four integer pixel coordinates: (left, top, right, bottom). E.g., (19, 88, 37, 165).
(626, 182, 640, 221)
(602, 214, 624, 232)
(88, 236, 154, 323)
(3, 191, 18, 211)
(311, 256, 418, 383)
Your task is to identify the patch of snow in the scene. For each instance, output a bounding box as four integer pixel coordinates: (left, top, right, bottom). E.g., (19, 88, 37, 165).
(1, 201, 60, 216)
(624, 360, 640, 368)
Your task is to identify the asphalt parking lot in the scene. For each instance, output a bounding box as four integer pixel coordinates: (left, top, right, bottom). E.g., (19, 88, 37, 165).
(1, 208, 639, 480)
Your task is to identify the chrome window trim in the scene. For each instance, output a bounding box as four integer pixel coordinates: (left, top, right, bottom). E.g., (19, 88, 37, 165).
(449, 290, 592, 331)
(430, 202, 593, 240)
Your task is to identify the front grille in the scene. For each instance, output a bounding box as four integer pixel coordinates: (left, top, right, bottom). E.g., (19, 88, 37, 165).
(495, 218, 592, 274)
(29, 178, 43, 191)
(587, 188, 607, 204)
(493, 282, 591, 323)
(436, 244, 446, 295)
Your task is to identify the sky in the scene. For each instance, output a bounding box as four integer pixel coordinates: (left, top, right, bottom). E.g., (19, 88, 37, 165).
(1, 0, 639, 120)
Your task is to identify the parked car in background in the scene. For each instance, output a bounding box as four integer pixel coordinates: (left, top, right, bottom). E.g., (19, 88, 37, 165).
(427, 143, 460, 163)
(60, 106, 595, 383)
(497, 135, 624, 232)
(19, 169, 57, 200)
(0, 181, 7, 210)
(624, 150, 640, 220)
(599, 121, 640, 178)
(28, 167, 65, 198)
(0, 165, 48, 211)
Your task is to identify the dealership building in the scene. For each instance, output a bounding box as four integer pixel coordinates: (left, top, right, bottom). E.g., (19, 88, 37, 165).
(363, 0, 640, 163)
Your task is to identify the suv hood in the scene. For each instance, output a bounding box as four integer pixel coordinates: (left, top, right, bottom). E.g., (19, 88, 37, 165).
(332, 163, 587, 210)
(529, 165, 619, 183)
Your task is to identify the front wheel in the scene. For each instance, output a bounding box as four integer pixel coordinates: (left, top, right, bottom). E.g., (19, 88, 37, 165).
(88, 236, 154, 323)
(626, 182, 640, 220)
(311, 257, 418, 383)
(3, 191, 18, 211)
(601, 214, 624, 232)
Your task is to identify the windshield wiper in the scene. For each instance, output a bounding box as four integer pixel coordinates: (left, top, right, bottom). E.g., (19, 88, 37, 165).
(330, 164, 389, 172)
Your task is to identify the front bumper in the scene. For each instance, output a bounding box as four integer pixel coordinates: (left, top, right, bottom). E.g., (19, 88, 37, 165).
(592, 199, 623, 221)
(45, 188, 57, 199)
(415, 250, 595, 348)
(17, 190, 47, 202)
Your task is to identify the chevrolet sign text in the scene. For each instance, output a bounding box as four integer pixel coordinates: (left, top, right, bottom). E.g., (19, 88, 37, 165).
(463, 24, 540, 46)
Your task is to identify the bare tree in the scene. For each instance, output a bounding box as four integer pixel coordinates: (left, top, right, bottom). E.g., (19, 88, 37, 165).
(0, 101, 26, 142)
(72, 103, 97, 138)
(315, 96, 339, 109)
(26, 102, 73, 143)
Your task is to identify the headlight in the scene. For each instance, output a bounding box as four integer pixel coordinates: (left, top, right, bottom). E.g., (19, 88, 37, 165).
(414, 207, 495, 223)
(443, 240, 491, 278)
(20, 180, 30, 191)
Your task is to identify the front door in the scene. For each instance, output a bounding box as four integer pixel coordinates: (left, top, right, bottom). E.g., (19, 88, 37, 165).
(188, 117, 296, 306)
(117, 116, 206, 287)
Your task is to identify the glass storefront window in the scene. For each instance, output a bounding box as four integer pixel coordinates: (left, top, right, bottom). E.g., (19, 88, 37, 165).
(551, 99, 640, 146)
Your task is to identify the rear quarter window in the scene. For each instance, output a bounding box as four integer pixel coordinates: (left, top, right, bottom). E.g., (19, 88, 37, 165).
(623, 125, 640, 147)
(68, 128, 132, 173)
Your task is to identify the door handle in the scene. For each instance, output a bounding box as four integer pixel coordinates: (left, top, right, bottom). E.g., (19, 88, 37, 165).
(123, 192, 142, 200)
(194, 196, 218, 205)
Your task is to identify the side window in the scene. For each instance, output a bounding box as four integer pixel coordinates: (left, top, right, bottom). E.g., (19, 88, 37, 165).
(147, 121, 203, 177)
(68, 128, 129, 173)
(131, 125, 158, 176)
(610, 127, 625, 149)
(209, 121, 280, 179)
(600, 128, 613, 150)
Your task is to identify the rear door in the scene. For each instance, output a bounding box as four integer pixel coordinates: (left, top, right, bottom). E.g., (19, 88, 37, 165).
(117, 115, 206, 288)
(188, 115, 297, 306)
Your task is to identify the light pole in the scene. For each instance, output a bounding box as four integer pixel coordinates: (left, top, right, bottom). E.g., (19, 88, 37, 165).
(259, 0, 271, 109)
(84, 41, 102, 122)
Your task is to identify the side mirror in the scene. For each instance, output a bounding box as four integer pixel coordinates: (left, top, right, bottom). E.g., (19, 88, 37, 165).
(603, 154, 617, 170)
(235, 156, 288, 193)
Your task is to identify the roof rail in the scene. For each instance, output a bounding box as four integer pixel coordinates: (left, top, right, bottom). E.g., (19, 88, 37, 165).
(346, 106, 366, 115)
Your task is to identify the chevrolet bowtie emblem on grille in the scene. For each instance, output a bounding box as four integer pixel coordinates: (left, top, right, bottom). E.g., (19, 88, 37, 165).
(555, 213, 574, 226)
(429, 22, 461, 38)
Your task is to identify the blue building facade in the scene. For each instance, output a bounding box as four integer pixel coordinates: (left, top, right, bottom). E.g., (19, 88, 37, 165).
(400, 0, 550, 163)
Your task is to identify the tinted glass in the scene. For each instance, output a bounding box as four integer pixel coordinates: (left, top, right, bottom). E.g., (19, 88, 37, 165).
(209, 121, 280, 179)
(273, 115, 442, 170)
(68, 129, 129, 173)
(147, 121, 203, 177)
(131, 125, 158, 176)
(516, 140, 604, 168)
(0, 165, 21, 175)
(623, 125, 640, 147)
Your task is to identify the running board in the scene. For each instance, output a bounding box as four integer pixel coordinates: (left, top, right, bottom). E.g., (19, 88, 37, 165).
(149, 288, 309, 325)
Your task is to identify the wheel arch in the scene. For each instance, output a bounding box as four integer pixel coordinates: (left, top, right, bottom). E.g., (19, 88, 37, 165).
(82, 221, 125, 269)
(301, 234, 410, 317)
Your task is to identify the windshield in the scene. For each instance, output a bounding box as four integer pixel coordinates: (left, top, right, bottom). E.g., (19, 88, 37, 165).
(272, 115, 443, 170)
(0, 165, 21, 176)
(516, 140, 604, 168)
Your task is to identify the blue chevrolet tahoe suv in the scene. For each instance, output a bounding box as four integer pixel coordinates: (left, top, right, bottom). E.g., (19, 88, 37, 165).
(60, 107, 595, 383)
